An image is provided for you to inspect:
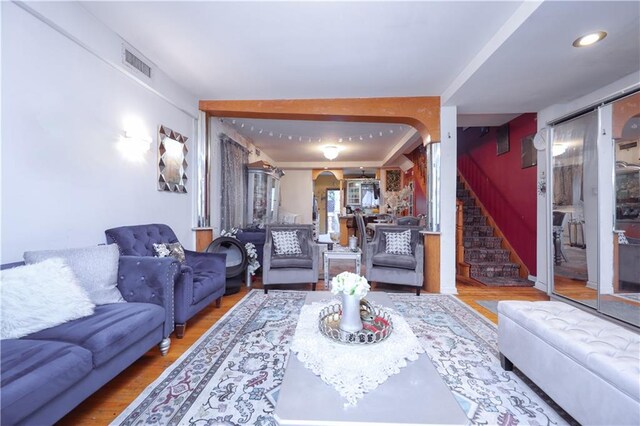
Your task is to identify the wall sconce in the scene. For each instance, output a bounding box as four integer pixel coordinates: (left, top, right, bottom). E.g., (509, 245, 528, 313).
(322, 145, 340, 160)
(118, 117, 152, 161)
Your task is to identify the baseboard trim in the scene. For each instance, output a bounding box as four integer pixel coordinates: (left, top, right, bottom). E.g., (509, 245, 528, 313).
(534, 280, 548, 292)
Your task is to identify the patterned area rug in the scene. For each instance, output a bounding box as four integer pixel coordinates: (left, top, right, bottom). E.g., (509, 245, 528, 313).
(112, 291, 574, 426)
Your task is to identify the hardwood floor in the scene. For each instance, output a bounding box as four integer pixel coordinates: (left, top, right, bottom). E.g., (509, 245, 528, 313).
(58, 277, 552, 425)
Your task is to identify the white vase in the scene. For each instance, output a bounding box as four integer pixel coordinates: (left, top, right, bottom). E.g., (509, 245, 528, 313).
(340, 293, 363, 333)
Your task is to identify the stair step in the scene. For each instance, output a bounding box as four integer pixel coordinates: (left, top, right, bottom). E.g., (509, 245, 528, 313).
(463, 226, 494, 237)
(464, 248, 511, 263)
(462, 198, 476, 207)
(456, 189, 470, 198)
(463, 236, 502, 249)
(474, 276, 534, 287)
(463, 206, 481, 216)
(463, 215, 487, 225)
(468, 262, 520, 278)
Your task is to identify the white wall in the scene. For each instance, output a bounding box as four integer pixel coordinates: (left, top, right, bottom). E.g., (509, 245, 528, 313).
(1, 2, 199, 262)
(535, 72, 640, 292)
(280, 170, 314, 224)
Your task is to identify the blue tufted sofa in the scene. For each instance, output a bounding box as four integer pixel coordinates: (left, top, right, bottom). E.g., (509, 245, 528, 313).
(105, 224, 226, 338)
(0, 256, 179, 426)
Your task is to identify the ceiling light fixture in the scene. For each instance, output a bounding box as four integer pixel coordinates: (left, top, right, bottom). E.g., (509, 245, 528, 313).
(572, 31, 607, 47)
(323, 145, 340, 160)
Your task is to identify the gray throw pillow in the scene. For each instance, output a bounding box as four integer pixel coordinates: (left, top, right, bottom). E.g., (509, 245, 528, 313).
(272, 230, 302, 256)
(24, 244, 125, 305)
(384, 230, 412, 255)
(153, 242, 186, 264)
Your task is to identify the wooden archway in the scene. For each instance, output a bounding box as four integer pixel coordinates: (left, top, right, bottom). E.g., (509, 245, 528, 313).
(199, 97, 440, 142)
(199, 96, 442, 293)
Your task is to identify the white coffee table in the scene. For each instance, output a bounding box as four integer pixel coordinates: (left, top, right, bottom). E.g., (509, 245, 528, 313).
(274, 292, 469, 426)
(323, 246, 362, 287)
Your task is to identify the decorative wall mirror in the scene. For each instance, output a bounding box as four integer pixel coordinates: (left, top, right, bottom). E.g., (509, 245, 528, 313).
(158, 125, 188, 193)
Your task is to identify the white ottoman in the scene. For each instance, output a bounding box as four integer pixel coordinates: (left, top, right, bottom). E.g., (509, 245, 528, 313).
(498, 301, 640, 426)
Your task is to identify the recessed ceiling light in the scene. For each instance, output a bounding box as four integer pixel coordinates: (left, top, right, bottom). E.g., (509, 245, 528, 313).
(572, 31, 607, 47)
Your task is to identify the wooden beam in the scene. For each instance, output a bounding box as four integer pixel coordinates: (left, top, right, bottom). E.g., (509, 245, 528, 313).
(199, 97, 441, 142)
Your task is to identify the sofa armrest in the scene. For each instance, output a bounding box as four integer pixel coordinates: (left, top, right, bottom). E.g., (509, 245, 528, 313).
(308, 240, 319, 274)
(365, 241, 379, 272)
(117, 256, 179, 337)
(414, 243, 424, 274)
(184, 250, 226, 275)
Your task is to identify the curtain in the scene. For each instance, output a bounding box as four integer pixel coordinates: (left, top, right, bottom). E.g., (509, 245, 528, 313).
(220, 134, 249, 231)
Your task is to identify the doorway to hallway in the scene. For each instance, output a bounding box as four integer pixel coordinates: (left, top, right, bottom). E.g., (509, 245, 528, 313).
(326, 188, 341, 235)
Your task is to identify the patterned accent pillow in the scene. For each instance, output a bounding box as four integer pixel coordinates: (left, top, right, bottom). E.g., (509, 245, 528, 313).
(153, 242, 186, 264)
(272, 230, 303, 256)
(384, 230, 412, 255)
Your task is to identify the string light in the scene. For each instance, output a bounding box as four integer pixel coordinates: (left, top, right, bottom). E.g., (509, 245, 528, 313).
(227, 120, 408, 144)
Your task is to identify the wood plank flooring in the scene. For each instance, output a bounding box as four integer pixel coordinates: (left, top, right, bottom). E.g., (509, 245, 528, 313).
(58, 277, 553, 425)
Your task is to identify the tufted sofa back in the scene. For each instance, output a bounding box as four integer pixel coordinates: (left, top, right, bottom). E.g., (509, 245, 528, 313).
(105, 224, 180, 256)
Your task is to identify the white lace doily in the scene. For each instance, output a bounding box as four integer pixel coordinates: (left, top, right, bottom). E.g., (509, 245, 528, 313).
(290, 301, 424, 406)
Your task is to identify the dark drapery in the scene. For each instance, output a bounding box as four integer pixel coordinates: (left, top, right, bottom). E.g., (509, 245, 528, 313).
(220, 134, 249, 231)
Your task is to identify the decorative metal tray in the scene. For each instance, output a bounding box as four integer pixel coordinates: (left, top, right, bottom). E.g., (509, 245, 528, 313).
(318, 300, 393, 345)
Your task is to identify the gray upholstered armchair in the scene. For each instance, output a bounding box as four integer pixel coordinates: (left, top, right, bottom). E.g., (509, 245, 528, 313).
(396, 216, 420, 226)
(365, 225, 424, 295)
(262, 224, 319, 294)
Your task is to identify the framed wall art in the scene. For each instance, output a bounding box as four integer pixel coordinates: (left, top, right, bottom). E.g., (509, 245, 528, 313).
(158, 125, 188, 193)
(496, 124, 510, 155)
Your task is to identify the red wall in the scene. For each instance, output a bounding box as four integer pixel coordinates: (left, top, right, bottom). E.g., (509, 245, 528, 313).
(457, 113, 537, 275)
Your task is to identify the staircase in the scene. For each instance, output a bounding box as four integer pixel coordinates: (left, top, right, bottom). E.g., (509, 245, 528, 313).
(456, 176, 533, 287)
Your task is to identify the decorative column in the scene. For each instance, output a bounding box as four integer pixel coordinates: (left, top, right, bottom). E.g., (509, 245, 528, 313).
(193, 110, 213, 251)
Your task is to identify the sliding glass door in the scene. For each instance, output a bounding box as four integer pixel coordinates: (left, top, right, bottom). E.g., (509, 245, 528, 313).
(607, 93, 640, 326)
(551, 111, 599, 307)
(550, 92, 640, 327)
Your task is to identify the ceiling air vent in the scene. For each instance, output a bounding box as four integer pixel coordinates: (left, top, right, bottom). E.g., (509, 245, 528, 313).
(122, 44, 152, 79)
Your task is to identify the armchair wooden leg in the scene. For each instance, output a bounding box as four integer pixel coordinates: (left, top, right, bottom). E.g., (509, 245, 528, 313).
(312, 283, 317, 291)
(264, 287, 268, 294)
(175, 323, 186, 339)
(215, 297, 222, 308)
(416, 287, 421, 296)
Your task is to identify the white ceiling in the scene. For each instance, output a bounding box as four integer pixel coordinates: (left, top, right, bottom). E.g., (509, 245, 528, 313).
(80, 0, 640, 164)
(223, 118, 417, 164)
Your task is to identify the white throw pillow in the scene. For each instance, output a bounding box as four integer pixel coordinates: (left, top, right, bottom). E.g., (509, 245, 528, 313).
(385, 230, 412, 255)
(24, 244, 124, 305)
(0, 258, 95, 339)
(272, 230, 303, 256)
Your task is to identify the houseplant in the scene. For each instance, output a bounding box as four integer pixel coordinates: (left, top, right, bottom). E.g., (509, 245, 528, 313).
(330, 271, 370, 332)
